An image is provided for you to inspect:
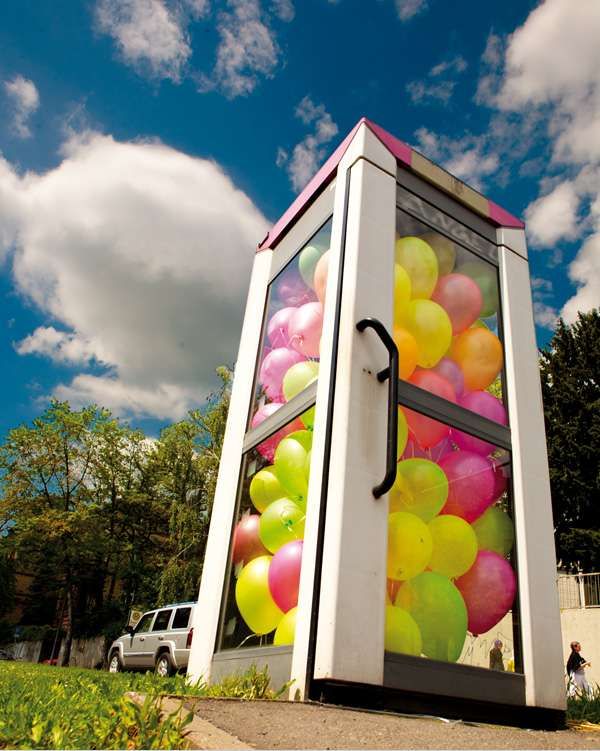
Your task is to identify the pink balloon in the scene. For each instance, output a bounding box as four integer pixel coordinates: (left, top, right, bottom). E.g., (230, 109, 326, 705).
(259, 348, 305, 401)
(491, 452, 510, 501)
(268, 540, 303, 613)
(431, 358, 465, 398)
(275, 267, 316, 307)
(288, 302, 323, 358)
(456, 551, 517, 635)
(267, 307, 295, 349)
(251, 403, 304, 461)
(440, 450, 495, 522)
(404, 371, 456, 448)
(452, 391, 507, 455)
(431, 273, 483, 334)
(402, 435, 454, 463)
(232, 514, 270, 566)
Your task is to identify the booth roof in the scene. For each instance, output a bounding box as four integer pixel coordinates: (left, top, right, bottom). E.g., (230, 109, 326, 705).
(258, 117, 524, 253)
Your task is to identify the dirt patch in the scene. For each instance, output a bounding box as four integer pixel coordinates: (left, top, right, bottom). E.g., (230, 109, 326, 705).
(183, 697, 600, 750)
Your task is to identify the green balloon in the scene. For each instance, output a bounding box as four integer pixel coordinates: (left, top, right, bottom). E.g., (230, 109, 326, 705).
(304, 450, 311, 484)
(300, 405, 315, 430)
(287, 429, 312, 451)
(282, 361, 319, 402)
(249, 466, 286, 513)
(457, 261, 499, 318)
(298, 245, 324, 288)
(472, 505, 514, 557)
(274, 606, 297, 645)
(390, 459, 448, 521)
(235, 555, 283, 634)
(396, 572, 467, 662)
(275, 436, 309, 501)
(258, 498, 305, 553)
(385, 605, 422, 655)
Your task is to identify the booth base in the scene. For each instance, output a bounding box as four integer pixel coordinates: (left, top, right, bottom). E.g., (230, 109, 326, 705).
(310, 679, 566, 730)
(211, 645, 292, 689)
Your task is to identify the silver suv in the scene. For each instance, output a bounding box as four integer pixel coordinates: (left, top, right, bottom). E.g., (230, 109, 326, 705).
(107, 602, 196, 676)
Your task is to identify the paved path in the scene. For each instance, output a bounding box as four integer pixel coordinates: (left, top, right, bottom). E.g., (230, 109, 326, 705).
(182, 697, 600, 750)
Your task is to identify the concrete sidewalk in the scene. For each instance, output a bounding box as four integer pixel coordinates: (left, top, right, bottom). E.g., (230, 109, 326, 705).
(179, 697, 600, 750)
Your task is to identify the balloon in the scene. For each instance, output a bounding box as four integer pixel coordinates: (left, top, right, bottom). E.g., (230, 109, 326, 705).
(387, 511, 432, 581)
(385, 605, 422, 655)
(394, 264, 412, 324)
(393, 326, 418, 379)
(299, 245, 325, 288)
(396, 572, 467, 662)
(300, 406, 316, 431)
(397, 407, 408, 460)
(288, 302, 323, 358)
(452, 391, 507, 455)
(274, 437, 309, 502)
(431, 274, 483, 335)
(431, 358, 464, 398)
(457, 261, 499, 318)
(235, 556, 283, 634)
(287, 429, 312, 451)
(395, 236, 438, 299)
(268, 540, 303, 613)
(313, 251, 329, 304)
(456, 550, 517, 635)
(282, 361, 319, 402)
(273, 606, 297, 645)
(304, 450, 311, 483)
(251, 403, 304, 462)
(390, 458, 448, 521)
(275, 267, 316, 307)
(472, 506, 514, 557)
(402, 435, 454, 464)
(259, 498, 305, 553)
(440, 451, 496, 522)
(403, 370, 456, 448)
(387, 578, 402, 605)
(428, 515, 478, 578)
(404, 300, 452, 368)
(450, 327, 503, 391)
(249, 466, 287, 513)
(419, 232, 456, 276)
(232, 514, 270, 566)
(259, 348, 306, 401)
(491, 453, 510, 501)
(267, 307, 295, 349)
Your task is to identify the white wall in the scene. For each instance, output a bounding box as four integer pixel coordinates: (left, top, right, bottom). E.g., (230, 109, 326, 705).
(560, 608, 600, 688)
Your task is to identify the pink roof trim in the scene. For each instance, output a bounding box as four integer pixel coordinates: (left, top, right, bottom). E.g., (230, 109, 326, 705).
(258, 118, 524, 252)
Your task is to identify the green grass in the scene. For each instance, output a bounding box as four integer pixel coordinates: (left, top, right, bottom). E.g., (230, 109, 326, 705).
(567, 684, 600, 725)
(0, 661, 282, 749)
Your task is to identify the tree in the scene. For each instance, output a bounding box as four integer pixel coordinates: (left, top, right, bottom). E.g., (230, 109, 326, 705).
(540, 310, 600, 572)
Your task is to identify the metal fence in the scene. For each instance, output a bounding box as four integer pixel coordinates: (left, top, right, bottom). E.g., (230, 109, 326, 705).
(557, 573, 600, 609)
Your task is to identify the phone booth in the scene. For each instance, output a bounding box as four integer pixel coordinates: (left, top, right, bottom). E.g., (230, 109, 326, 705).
(187, 118, 566, 728)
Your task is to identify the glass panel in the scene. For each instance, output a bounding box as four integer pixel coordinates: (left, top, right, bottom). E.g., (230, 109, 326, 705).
(394, 209, 507, 432)
(136, 613, 155, 633)
(387, 408, 520, 673)
(172, 607, 192, 629)
(249, 219, 332, 432)
(218, 409, 314, 651)
(152, 609, 172, 631)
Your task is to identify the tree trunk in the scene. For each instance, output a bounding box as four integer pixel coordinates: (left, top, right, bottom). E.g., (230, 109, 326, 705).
(60, 586, 73, 667)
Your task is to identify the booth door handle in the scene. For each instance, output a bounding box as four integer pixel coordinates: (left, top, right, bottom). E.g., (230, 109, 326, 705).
(356, 317, 399, 499)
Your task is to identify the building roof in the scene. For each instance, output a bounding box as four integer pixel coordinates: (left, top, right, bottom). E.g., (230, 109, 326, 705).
(258, 117, 524, 253)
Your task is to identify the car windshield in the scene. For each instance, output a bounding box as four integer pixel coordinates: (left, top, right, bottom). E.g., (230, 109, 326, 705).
(135, 613, 155, 633)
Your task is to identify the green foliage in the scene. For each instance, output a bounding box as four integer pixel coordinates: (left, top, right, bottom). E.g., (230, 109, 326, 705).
(567, 684, 600, 724)
(206, 664, 288, 700)
(540, 310, 600, 572)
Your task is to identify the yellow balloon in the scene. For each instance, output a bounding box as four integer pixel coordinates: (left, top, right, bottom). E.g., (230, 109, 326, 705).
(395, 236, 438, 299)
(259, 498, 305, 553)
(428, 515, 478, 578)
(397, 407, 408, 460)
(404, 299, 452, 368)
(419, 232, 456, 276)
(274, 606, 297, 645)
(249, 466, 286, 513)
(385, 605, 422, 655)
(390, 458, 448, 521)
(387, 511, 432, 581)
(394, 263, 412, 324)
(393, 326, 418, 380)
(235, 556, 283, 635)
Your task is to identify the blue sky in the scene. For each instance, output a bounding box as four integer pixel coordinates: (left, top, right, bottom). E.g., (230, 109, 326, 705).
(0, 0, 598, 438)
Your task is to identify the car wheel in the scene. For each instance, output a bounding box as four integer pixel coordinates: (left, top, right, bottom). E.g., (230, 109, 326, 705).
(155, 652, 174, 677)
(108, 652, 122, 673)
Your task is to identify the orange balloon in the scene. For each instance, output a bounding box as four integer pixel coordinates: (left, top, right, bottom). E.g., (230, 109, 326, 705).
(313, 251, 329, 304)
(393, 326, 418, 379)
(450, 327, 503, 390)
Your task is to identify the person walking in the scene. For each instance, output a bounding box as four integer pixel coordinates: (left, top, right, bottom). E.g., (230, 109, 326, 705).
(489, 639, 504, 671)
(566, 641, 592, 696)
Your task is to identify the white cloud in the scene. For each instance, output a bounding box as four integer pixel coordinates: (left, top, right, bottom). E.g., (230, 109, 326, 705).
(96, 0, 192, 81)
(533, 301, 559, 330)
(430, 56, 467, 78)
(395, 0, 427, 22)
(4, 75, 40, 139)
(1, 130, 268, 419)
(199, 0, 281, 98)
(525, 181, 580, 248)
(270, 0, 294, 21)
(406, 56, 467, 105)
(278, 96, 338, 192)
(562, 233, 600, 324)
